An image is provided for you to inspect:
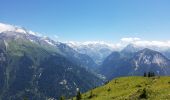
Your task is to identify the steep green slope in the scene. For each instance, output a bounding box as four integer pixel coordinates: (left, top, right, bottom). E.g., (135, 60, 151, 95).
(0, 38, 103, 100)
(72, 76, 170, 100)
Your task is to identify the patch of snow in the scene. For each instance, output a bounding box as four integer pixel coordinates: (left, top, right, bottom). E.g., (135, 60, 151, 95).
(59, 79, 67, 85)
(0, 23, 39, 36)
(134, 61, 139, 71)
(143, 56, 151, 64)
(4, 40, 8, 50)
(152, 54, 166, 66)
(44, 39, 55, 46)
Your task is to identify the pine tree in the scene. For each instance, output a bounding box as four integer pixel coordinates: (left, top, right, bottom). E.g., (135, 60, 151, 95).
(144, 72, 147, 77)
(76, 91, 82, 100)
(88, 91, 93, 98)
(148, 72, 151, 77)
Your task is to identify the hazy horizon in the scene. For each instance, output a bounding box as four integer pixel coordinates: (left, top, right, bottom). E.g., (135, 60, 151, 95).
(0, 0, 170, 42)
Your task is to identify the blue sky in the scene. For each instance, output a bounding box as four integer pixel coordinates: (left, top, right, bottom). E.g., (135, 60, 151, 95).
(0, 0, 170, 42)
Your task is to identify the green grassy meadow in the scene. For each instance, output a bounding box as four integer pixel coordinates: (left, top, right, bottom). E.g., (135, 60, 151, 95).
(71, 76, 170, 100)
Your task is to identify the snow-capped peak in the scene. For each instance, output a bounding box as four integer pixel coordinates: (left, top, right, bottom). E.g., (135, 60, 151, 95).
(66, 41, 120, 64)
(0, 23, 37, 36)
(0, 23, 59, 46)
(66, 41, 119, 50)
(121, 44, 143, 53)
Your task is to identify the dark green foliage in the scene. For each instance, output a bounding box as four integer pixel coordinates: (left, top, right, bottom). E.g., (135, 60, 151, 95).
(148, 72, 155, 77)
(115, 79, 118, 83)
(136, 84, 142, 88)
(76, 91, 82, 100)
(139, 88, 147, 99)
(144, 72, 147, 77)
(107, 87, 111, 92)
(148, 72, 151, 77)
(144, 72, 155, 77)
(60, 96, 65, 100)
(88, 91, 94, 99)
(104, 81, 109, 85)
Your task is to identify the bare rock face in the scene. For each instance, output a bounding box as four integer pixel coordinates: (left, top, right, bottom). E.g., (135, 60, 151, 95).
(0, 31, 103, 100)
(100, 48, 170, 80)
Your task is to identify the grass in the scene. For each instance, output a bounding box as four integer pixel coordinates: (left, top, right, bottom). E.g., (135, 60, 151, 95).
(71, 76, 170, 100)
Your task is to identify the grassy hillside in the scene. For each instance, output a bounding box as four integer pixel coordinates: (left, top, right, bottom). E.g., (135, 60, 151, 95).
(72, 76, 170, 100)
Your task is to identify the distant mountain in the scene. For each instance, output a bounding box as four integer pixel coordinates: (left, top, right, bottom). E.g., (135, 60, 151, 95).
(162, 50, 170, 59)
(57, 43, 97, 70)
(121, 43, 170, 60)
(99, 51, 131, 80)
(131, 48, 170, 75)
(121, 44, 141, 53)
(120, 44, 142, 59)
(67, 41, 115, 65)
(100, 48, 170, 80)
(0, 23, 103, 100)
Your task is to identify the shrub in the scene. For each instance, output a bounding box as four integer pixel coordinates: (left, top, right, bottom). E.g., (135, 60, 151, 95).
(60, 96, 65, 100)
(139, 88, 147, 99)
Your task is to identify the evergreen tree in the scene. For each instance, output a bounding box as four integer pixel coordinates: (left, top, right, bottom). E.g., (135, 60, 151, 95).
(144, 72, 147, 77)
(148, 72, 151, 77)
(76, 91, 82, 100)
(147, 72, 155, 77)
(88, 91, 93, 99)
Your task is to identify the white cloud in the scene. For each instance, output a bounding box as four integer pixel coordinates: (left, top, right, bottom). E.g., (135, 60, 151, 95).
(121, 37, 141, 42)
(0, 23, 29, 34)
(28, 30, 36, 35)
(0, 23, 42, 37)
(66, 41, 123, 51)
(68, 37, 170, 51)
(50, 35, 59, 42)
(1, 22, 170, 51)
(0, 23, 16, 33)
(120, 37, 170, 51)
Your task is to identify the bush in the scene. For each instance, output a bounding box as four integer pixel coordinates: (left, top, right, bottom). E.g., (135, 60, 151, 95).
(60, 96, 65, 100)
(139, 88, 147, 99)
(107, 87, 111, 92)
(88, 91, 94, 99)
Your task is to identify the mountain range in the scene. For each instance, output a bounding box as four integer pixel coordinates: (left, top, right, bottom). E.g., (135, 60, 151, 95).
(100, 46, 170, 80)
(0, 23, 103, 100)
(1, 23, 170, 99)
(67, 41, 115, 65)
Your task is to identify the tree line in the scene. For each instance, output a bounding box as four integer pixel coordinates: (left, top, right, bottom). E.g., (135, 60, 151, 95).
(144, 72, 155, 77)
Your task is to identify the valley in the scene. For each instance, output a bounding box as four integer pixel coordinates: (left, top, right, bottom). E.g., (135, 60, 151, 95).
(0, 23, 170, 100)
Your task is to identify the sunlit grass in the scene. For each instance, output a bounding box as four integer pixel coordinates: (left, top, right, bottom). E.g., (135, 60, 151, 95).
(71, 76, 170, 100)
